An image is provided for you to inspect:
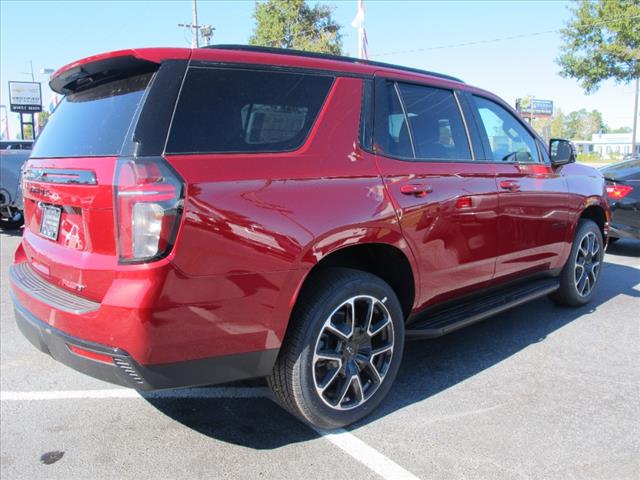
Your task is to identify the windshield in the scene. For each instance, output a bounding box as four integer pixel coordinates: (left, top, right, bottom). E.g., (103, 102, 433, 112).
(31, 72, 154, 158)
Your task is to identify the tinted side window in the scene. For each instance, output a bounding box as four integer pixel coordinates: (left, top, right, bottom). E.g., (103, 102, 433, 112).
(397, 84, 471, 161)
(166, 68, 333, 154)
(473, 96, 539, 163)
(379, 82, 414, 158)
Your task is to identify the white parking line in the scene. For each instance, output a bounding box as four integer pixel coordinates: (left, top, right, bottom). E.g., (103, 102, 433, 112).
(1, 387, 422, 480)
(0, 387, 270, 401)
(315, 427, 422, 480)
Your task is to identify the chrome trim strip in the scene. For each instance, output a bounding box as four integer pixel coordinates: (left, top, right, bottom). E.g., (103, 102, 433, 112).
(116, 190, 161, 197)
(23, 168, 97, 185)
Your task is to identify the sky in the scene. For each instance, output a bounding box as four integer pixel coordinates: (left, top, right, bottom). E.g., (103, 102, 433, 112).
(0, 0, 635, 140)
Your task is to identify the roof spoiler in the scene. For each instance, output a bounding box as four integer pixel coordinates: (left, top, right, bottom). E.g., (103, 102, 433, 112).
(50, 54, 158, 95)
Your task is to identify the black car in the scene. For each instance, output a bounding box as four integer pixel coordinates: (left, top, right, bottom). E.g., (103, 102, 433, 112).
(601, 159, 640, 242)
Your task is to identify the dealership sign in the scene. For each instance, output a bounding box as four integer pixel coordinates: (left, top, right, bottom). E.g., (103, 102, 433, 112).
(8, 81, 42, 113)
(516, 98, 553, 116)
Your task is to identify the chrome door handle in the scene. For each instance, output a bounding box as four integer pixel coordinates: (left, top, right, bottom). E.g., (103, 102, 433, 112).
(500, 180, 520, 192)
(400, 184, 433, 197)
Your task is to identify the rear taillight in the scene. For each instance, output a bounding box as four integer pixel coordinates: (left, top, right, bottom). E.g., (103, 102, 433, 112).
(606, 184, 633, 200)
(114, 156, 183, 263)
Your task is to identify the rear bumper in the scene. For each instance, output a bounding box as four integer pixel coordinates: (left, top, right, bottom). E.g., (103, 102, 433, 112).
(12, 293, 146, 388)
(10, 268, 279, 390)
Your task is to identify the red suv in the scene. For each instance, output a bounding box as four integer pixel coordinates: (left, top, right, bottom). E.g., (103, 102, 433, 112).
(10, 45, 609, 428)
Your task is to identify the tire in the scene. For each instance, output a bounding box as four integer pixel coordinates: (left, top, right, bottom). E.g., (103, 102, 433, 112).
(268, 267, 405, 429)
(550, 219, 604, 307)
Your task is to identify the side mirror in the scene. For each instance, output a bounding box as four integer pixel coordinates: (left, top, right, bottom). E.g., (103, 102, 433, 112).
(549, 138, 576, 166)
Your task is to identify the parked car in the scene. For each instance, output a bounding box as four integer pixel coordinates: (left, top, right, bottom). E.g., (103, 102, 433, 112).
(9, 46, 609, 429)
(0, 140, 33, 150)
(0, 148, 30, 229)
(601, 158, 640, 241)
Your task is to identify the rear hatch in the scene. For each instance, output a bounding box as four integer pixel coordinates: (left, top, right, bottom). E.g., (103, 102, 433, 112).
(21, 52, 187, 302)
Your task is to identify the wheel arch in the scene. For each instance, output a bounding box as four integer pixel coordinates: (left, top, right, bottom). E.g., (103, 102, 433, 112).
(305, 242, 416, 319)
(579, 204, 608, 239)
(282, 229, 419, 330)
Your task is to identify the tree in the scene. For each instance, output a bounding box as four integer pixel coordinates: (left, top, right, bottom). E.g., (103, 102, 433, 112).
(608, 126, 633, 133)
(532, 108, 608, 140)
(557, 0, 639, 93)
(565, 109, 607, 139)
(38, 111, 50, 129)
(249, 0, 343, 55)
(550, 109, 569, 138)
(532, 110, 567, 141)
(557, 0, 640, 156)
(21, 125, 33, 140)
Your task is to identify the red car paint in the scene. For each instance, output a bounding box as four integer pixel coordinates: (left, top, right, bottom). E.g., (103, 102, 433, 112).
(10, 46, 609, 389)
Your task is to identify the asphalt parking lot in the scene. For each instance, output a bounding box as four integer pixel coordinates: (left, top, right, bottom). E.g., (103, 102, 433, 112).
(1, 230, 639, 480)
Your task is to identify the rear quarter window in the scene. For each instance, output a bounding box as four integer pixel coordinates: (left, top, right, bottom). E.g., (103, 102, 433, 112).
(166, 67, 334, 154)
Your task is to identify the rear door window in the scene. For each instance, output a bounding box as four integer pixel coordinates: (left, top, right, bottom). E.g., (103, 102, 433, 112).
(31, 72, 153, 158)
(385, 83, 415, 158)
(397, 83, 471, 161)
(166, 68, 334, 154)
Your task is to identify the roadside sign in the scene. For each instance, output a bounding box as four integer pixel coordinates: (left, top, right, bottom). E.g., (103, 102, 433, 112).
(8, 81, 42, 113)
(516, 98, 553, 116)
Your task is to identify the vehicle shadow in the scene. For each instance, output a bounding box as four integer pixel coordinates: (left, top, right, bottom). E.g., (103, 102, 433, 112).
(0, 227, 23, 238)
(607, 238, 640, 258)
(143, 260, 640, 449)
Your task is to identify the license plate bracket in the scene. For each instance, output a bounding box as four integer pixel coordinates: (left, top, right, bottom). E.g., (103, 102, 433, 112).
(40, 205, 62, 241)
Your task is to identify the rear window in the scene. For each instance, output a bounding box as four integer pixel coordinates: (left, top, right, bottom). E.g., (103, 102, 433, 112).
(31, 73, 153, 158)
(166, 68, 334, 154)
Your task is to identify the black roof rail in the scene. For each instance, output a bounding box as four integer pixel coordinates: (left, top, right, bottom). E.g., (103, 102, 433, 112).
(201, 44, 464, 83)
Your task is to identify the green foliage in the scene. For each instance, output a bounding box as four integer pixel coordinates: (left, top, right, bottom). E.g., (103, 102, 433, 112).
(38, 111, 50, 127)
(608, 151, 625, 162)
(557, 0, 640, 93)
(608, 126, 633, 133)
(566, 108, 607, 139)
(577, 151, 603, 163)
(249, 0, 343, 55)
(19, 125, 33, 140)
(532, 108, 607, 140)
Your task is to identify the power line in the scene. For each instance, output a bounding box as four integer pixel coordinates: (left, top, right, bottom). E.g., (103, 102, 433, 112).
(374, 29, 557, 57)
(373, 13, 640, 58)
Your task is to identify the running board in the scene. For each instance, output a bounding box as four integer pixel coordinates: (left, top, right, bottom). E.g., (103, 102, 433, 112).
(405, 278, 560, 340)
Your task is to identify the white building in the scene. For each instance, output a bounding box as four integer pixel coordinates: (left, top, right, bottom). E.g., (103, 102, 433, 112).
(574, 131, 640, 159)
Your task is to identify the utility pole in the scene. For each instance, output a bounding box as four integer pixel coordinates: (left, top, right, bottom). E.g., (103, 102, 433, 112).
(192, 0, 199, 48)
(178, 0, 200, 47)
(178, 0, 215, 48)
(632, 78, 639, 158)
